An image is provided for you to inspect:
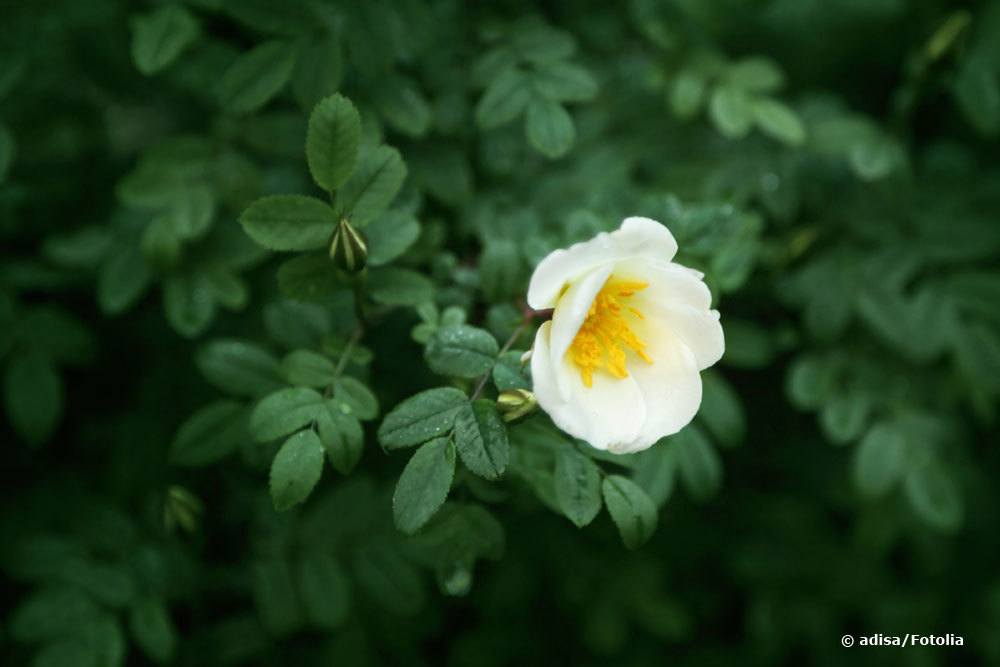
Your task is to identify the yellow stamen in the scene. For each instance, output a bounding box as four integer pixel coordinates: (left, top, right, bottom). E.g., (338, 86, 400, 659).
(568, 278, 653, 387)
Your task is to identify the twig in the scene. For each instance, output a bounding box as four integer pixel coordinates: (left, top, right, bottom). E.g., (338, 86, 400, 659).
(470, 319, 529, 401)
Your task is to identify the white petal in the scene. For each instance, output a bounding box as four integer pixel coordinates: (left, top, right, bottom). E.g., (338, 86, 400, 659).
(527, 236, 617, 310)
(630, 259, 714, 310)
(642, 302, 724, 370)
(616, 217, 678, 261)
(531, 321, 647, 450)
(618, 324, 703, 453)
(548, 263, 614, 366)
(527, 217, 678, 309)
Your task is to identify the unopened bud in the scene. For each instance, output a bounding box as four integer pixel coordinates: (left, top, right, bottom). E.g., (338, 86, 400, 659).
(164, 485, 203, 534)
(496, 388, 537, 422)
(329, 218, 367, 273)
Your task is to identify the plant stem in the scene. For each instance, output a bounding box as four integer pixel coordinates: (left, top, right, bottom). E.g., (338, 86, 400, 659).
(334, 325, 364, 378)
(470, 320, 529, 401)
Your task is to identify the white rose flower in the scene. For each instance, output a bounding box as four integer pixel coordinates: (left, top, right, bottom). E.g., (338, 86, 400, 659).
(527, 217, 724, 454)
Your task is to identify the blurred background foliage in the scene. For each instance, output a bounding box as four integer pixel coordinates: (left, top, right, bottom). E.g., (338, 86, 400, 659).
(2, 0, 1000, 665)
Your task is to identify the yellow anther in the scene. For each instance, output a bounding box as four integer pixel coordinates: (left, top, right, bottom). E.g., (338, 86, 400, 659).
(568, 278, 653, 387)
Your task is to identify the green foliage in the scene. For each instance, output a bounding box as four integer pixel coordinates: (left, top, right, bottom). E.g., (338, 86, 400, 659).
(169, 400, 248, 466)
(334, 146, 407, 225)
(217, 41, 298, 114)
(393, 437, 456, 535)
(239, 195, 337, 251)
(554, 446, 602, 527)
(602, 475, 658, 550)
(270, 430, 325, 511)
(378, 387, 467, 449)
(130, 5, 200, 76)
(305, 94, 361, 193)
(453, 400, 509, 481)
(424, 325, 499, 379)
(3, 0, 1000, 665)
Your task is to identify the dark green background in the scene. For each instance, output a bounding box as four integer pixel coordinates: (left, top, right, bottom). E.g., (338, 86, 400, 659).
(2, 0, 999, 665)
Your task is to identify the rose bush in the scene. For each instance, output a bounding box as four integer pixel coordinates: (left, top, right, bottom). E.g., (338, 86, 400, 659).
(2, 1, 999, 665)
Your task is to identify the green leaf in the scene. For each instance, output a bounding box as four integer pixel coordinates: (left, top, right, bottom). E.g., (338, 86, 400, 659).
(317, 405, 364, 474)
(512, 23, 576, 62)
(413, 502, 505, 564)
(276, 253, 341, 302)
(476, 68, 531, 129)
(393, 437, 456, 535)
(373, 75, 432, 137)
(282, 350, 337, 387)
(525, 97, 575, 158)
(365, 210, 420, 266)
(554, 447, 602, 527)
(10, 586, 99, 641)
(853, 422, 907, 498)
(848, 135, 900, 181)
(334, 376, 378, 420)
(163, 271, 214, 338)
(954, 56, 1000, 136)
(819, 392, 871, 445)
(904, 462, 963, 531)
(334, 145, 407, 225)
(251, 557, 303, 636)
(478, 240, 522, 301)
(239, 195, 337, 251)
(59, 560, 136, 608)
(602, 475, 658, 549)
(368, 267, 434, 306)
(128, 597, 176, 663)
(4, 349, 62, 445)
(353, 542, 424, 616)
(856, 286, 942, 361)
(699, 373, 746, 447)
(292, 37, 343, 112)
(752, 98, 806, 146)
(296, 551, 350, 629)
(709, 84, 753, 138)
(97, 245, 151, 315)
(453, 400, 509, 480)
(43, 226, 113, 269)
(141, 215, 182, 268)
(786, 354, 836, 410)
(218, 40, 297, 114)
(250, 387, 326, 442)
(674, 425, 721, 501)
(530, 61, 598, 102)
(306, 93, 361, 192)
(727, 57, 784, 93)
(32, 639, 98, 667)
(130, 5, 200, 75)
(79, 614, 126, 667)
(492, 350, 530, 391)
(170, 400, 248, 466)
(631, 444, 678, 506)
(378, 387, 467, 450)
(270, 429, 325, 511)
(15, 307, 94, 368)
(196, 339, 283, 397)
(170, 186, 215, 239)
(207, 266, 249, 310)
(670, 70, 706, 119)
(425, 325, 499, 379)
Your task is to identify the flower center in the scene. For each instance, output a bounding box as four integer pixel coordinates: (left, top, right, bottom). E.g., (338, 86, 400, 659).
(568, 278, 653, 387)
